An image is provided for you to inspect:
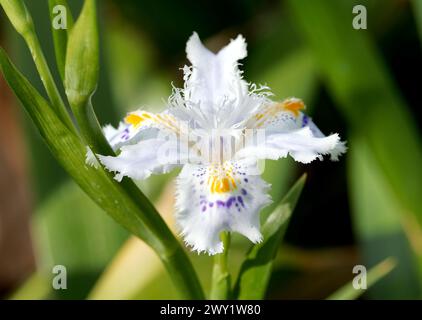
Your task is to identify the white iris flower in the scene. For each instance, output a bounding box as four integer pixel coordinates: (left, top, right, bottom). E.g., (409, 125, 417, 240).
(92, 33, 346, 255)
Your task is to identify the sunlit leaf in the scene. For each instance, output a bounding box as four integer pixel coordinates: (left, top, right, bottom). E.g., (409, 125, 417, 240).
(234, 174, 306, 299)
(327, 257, 397, 300)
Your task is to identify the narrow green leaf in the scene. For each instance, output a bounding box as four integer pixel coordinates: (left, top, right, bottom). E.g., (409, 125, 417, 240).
(48, 0, 74, 81)
(327, 257, 397, 300)
(234, 174, 306, 299)
(0, 48, 204, 299)
(1, 0, 75, 132)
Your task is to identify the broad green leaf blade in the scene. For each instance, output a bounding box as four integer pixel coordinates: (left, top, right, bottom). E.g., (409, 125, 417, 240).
(288, 0, 422, 227)
(412, 0, 422, 44)
(88, 236, 169, 299)
(288, 0, 422, 296)
(34, 180, 128, 270)
(234, 174, 306, 299)
(48, 0, 74, 82)
(0, 48, 204, 299)
(348, 137, 421, 298)
(327, 257, 397, 300)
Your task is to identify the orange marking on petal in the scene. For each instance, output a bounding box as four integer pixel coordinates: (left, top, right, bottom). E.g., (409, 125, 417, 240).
(282, 99, 305, 117)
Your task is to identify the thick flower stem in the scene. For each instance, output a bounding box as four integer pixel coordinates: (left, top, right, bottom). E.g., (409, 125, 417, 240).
(72, 98, 115, 155)
(210, 232, 231, 299)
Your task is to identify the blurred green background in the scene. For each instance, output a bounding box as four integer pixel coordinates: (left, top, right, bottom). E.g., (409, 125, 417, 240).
(0, 0, 421, 299)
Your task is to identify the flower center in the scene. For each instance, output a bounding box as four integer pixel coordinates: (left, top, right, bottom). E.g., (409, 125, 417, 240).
(207, 164, 237, 194)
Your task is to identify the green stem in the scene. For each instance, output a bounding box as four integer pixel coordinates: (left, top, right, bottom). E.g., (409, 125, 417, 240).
(73, 98, 114, 155)
(23, 31, 75, 133)
(210, 232, 231, 299)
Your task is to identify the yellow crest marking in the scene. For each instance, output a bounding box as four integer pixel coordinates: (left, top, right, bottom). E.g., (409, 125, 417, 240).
(207, 164, 238, 194)
(125, 114, 145, 127)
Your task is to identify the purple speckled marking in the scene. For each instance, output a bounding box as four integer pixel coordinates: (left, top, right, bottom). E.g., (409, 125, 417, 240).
(216, 200, 225, 208)
(244, 178, 248, 183)
(302, 115, 309, 127)
(200, 199, 206, 204)
(237, 196, 245, 207)
(241, 188, 247, 195)
(226, 197, 236, 208)
(120, 128, 130, 141)
(209, 202, 214, 207)
(202, 206, 207, 212)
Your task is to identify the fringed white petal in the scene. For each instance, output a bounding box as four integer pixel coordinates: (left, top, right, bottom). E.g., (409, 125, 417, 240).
(184, 32, 248, 116)
(85, 146, 100, 168)
(236, 126, 344, 164)
(99, 137, 185, 181)
(175, 161, 272, 255)
(302, 114, 347, 161)
(242, 98, 346, 162)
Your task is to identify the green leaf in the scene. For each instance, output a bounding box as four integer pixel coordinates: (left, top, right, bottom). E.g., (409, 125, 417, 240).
(412, 0, 422, 44)
(327, 257, 397, 300)
(348, 137, 421, 298)
(0, 48, 204, 299)
(34, 180, 128, 271)
(288, 0, 422, 295)
(233, 174, 306, 299)
(48, 0, 74, 82)
(1, 0, 75, 132)
(288, 0, 422, 227)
